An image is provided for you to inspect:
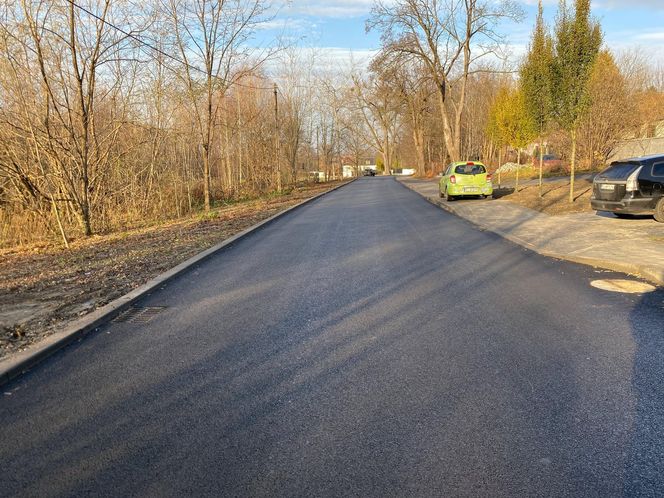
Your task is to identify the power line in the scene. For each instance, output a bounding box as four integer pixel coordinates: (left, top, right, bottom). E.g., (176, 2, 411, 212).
(64, 0, 279, 92)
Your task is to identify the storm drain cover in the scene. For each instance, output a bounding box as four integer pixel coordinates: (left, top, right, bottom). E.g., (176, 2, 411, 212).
(590, 279, 656, 294)
(112, 306, 167, 323)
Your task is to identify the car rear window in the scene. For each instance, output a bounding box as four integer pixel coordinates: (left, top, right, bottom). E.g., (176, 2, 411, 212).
(652, 162, 664, 177)
(598, 162, 639, 180)
(454, 164, 486, 175)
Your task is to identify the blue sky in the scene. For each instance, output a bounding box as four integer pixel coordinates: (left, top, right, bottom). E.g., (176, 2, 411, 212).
(260, 0, 664, 67)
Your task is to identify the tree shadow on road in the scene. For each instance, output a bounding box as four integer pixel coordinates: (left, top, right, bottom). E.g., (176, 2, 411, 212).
(1, 184, 538, 496)
(624, 288, 664, 495)
(1, 179, 661, 497)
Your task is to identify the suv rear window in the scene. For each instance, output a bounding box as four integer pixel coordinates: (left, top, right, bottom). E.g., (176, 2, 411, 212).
(652, 162, 664, 177)
(455, 164, 486, 175)
(598, 162, 639, 180)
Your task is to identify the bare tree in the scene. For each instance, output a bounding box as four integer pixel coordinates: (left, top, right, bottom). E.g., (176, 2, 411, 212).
(399, 63, 432, 176)
(577, 51, 634, 168)
(368, 0, 522, 161)
(0, 0, 139, 239)
(165, 0, 270, 211)
(350, 69, 404, 175)
(276, 49, 316, 186)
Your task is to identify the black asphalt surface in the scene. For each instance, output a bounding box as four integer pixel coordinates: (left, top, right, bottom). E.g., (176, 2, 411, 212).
(2, 177, 664, 497)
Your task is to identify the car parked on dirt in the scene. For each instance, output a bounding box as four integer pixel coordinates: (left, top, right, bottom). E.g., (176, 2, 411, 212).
(591, 154, 664, 222)
(533, 154, 564, 172)
(439, 161, 493, 201)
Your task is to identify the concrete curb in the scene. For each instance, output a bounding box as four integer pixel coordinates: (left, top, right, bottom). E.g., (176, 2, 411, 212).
(399, 180, 664, 287)
(0, 180, 355, 387)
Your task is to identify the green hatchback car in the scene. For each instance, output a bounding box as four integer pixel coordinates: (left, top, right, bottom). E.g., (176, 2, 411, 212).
(439, 161, 493, 201)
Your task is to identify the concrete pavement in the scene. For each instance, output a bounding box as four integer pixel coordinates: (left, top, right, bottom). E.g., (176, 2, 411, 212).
(1, 177, 663, 496)
(400, 177, 664, 286)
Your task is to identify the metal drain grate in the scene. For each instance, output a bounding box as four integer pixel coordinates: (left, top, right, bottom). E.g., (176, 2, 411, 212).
(112, 306, 167, 324)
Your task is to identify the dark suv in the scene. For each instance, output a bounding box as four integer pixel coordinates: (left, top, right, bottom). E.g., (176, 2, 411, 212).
(591, 154, 664, 222)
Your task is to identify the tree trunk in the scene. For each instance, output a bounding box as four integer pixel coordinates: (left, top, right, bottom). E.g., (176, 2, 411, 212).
(413, 127, 426, 177)
(52, 198, 69, 249)
(569, 127, 577, 203)
(516, 148, 521, 193)
(427, 142, 432, 175)
(498, 146, 503, 188)
(539, 138, 544, 198)
(224, 109, 232, 194)
(203, 72, 213, 211)
(436, 84, 459, 161)
(383, 128, 390, 175)
(202, 148, 211, 211)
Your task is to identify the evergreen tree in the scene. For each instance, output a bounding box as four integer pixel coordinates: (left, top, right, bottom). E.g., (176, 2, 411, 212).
(488, 86, 536, 192)
(520, 0, 554, 198)
(552, 0, 602, 202)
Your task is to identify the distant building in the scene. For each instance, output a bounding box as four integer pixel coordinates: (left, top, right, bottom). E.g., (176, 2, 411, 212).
(342, 164, 377, 178)
(342, 165, 356, 178)
(609, 119, 664, 161)
(308, 171, 339, 182)
(392, 168, 416, 176)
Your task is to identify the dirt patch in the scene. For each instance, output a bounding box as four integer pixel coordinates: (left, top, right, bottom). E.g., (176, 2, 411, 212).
(0, 182, 345, 359)
(493, 179, 594, 216)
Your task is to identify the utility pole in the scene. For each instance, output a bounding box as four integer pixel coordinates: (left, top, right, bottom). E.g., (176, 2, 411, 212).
(274, 83, 282, 192)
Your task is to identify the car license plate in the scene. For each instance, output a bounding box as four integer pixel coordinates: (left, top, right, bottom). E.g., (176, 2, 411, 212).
(464, 187, 479, 192)
(600, 184, 615, 191)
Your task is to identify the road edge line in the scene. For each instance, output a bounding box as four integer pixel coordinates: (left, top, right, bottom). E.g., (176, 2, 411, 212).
(398, 179, 664, 287)
(0, 179, 355, 387)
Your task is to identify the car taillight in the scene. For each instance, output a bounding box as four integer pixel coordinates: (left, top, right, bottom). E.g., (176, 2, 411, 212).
(486, 174, 492, 181)
(626, 166, 642, 192)
(450, 175, 456, 184)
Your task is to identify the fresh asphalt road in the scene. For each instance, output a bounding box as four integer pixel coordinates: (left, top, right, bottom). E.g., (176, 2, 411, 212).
(2, 177, 664, 497)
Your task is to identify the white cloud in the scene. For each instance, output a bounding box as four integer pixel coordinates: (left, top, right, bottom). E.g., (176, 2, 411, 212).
(291, 46, 378, 68)
(635, 32, 664, 41)
(261, 0, 664, 71)
(594, 0, 664, 7)
(263, 46, 378, 78)
(257, 17, 314, 31)
(521, 0, 662, 6)
(281, 0, 375, 18)
(602, 28, 664, 66)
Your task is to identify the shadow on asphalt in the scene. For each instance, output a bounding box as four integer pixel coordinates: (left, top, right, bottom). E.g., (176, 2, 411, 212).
(404, 176, 664, 493)
(3, 180, 543, 496)
(1, 176, 663, 496)
(625, 289, 664, 495)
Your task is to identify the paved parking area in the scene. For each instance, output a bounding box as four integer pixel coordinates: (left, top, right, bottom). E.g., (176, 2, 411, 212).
(400, 177, 664, 286)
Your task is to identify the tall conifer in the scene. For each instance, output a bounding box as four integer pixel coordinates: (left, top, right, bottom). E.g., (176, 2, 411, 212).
(552, 0, 602, 202)
(520, 0, 554, 197)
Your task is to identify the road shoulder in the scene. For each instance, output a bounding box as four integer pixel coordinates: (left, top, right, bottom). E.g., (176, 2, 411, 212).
(398, 177, 664, 287)
(0, 180, 354, 386)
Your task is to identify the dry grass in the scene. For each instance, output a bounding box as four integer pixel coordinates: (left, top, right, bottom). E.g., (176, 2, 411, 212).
(494, 179, 594, 216)
(0, 181, 346, 359)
